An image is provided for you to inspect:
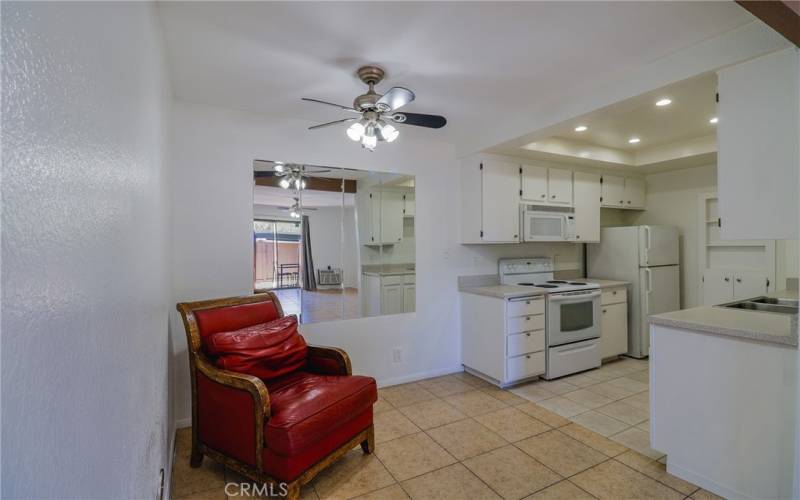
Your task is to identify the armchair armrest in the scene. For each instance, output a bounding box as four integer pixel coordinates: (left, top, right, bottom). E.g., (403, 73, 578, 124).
(194, 356, 270, 469)
(306, 344, 352, 376)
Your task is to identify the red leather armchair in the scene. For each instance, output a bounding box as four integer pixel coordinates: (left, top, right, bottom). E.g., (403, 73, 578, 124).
(177, 293, 376, 499)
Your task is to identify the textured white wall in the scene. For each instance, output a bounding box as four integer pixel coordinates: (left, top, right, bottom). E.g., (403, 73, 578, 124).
(1, 3, 172, 498)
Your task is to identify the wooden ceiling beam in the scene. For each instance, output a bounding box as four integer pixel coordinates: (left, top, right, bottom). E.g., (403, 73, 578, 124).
(254, 175, 357, 193)
(736, 1, 800, 48)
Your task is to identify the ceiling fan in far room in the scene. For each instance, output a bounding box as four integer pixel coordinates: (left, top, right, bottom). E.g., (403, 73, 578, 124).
(254, 161, 331, 191)
(279, 197, 317, 219)
(302, 65, 447, 151)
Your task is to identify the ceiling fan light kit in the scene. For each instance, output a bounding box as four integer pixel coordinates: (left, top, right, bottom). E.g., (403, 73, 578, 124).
(303, 65, 447, 151)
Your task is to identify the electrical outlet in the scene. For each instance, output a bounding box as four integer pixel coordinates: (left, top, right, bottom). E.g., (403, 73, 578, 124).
(392, 348, 403, 363)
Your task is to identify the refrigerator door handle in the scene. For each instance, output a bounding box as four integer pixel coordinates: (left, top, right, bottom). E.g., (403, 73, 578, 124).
(643, 226, 651, 261)
(646, 268, 653, 294)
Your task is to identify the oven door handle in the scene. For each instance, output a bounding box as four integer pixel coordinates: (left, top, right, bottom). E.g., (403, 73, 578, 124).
(547, 290, 601, 302)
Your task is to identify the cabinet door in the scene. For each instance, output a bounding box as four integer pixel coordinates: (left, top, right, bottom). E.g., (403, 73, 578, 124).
(600, 302, 628, 359)
(381, 284, 405, 315)
(403, 285, 415, 313)
(718, 47, 799, 240)
(548, 168, 573, 205)
(481, 160, 520, 242)
(380, 191, 404, 244)
(624, 178, 645, 208)
(601, 175, 625, 207)
(702, 269, 734, 305)
(573, 171, 601, 242)
(521, 164, 548, 202)
(733, 271, 768, 300)
(403, 193, 415, 217)
(368, 192, 381, 244)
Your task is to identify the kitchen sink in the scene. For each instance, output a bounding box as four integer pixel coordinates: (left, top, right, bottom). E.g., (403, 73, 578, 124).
(718, 296, 799, 315)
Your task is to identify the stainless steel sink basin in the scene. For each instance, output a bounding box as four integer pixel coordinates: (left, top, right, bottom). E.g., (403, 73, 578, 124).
(718, 296, 799, 315)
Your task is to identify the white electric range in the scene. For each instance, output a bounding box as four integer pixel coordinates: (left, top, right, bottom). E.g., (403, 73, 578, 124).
(499, 258, 602, 379)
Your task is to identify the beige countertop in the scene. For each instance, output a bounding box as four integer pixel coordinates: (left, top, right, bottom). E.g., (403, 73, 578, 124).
(362, 264, 415, 277)
(588, 279, 630, 289)
(458, 276, 630, 299)
(649, 289, 798, 348)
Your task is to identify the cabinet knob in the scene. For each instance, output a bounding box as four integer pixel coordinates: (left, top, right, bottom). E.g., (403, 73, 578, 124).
(724, 277, 730, 282)
(526, 355, 531, 359)
(576, 235, 580, 239)
(526, 333, 531, 337)
(603, 309, 607, 313)
(551, 195, 556, 199)
(541, 194, 546, 198)
(619, 200, 624, 204)
(525, 301, 530, 305)
(513, 234, 518, 238)
(525, 316, 531, 321)
(736, 278, 742, 283)
(627, 200, 631, 204)
(612, 291, 617, 295)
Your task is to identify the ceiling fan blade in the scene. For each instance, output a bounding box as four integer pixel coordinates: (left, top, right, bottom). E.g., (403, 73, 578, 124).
(308, 118, 357, 130)
(301, 98, 360, 113)
(376, 87, 415, 112)
(254, 171, 278, 178)
(390, 112, 447, 129)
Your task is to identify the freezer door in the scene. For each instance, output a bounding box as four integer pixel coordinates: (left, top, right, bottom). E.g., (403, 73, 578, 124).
(637, 265, 680, 356)
(638, 225, 679, 267)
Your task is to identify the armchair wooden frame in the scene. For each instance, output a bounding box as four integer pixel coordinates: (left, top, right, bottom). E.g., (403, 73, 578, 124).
(177, 293, 374, 500)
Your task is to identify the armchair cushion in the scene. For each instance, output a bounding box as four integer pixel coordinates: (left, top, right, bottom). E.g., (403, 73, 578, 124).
(206, 316, 307, 381)
(194, 300, 281, 341)
(264, 371, 377, 457)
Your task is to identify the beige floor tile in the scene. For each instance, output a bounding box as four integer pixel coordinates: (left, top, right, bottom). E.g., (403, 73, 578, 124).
(174, 488, 226, 500)
(374, 432, 457, 481)
(517, 402, 571, 428)
(380, 383, 437, 408)
(608, 377, 648, 393)
(595, 400, 649, 426)
(626, 369, 650, 384)
(620, 391, 650, 412)
(374, 397, 395, 415)
(353, 484, 410, 500)
(516, 430, 607, 477)
(312, 449, 396, 500)
(427, 418, 508, 460)
(475, 406, 551, 442)
(443, 390, 508, 417)
(522, 480, 595, 500)
(615, 450, 699, 496)
(558, 423, 628, 457)
(421, 377, 476, 398)
(397, 399, 467, 430)
(537, 380, 579, 395)
(535, 396, 589, 418)
(451, 371, 495, 388)
(401, 463, 501, 500)
(584, 381, 635, 401)
(175, 426, 192, 456)
(637, 420, 650, 432)
(374, 410, 421, 444)
(569, 410, 629, 437)
(610, 427, 663, 460)
(480, 386, 529, 405)
(464, 445, 561, 500)
(562, 389, 614, 409)
(171, 457, 226, 498)
(571, 460, 683, 500)
(582, 369, 624, 382)
(558, 373, 599, 388)
(510, 382, 556, 402)
(691, 488, 726, 500)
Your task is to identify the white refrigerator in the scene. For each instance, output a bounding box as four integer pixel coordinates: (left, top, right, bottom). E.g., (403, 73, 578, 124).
(587, 225, 680, 358)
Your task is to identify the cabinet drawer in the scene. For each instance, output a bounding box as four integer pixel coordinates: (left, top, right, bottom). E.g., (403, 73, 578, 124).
(506, 351, 545, 382)
(507, 314, 545, 334)
(507, 331, 545, 357)
(601, 287, 627, 305)
(404, 273, 415, 285)
(506, 296, 545, 317)
(381, 275, 404, 285)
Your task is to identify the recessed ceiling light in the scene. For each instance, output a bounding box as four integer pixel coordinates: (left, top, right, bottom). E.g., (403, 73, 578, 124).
(574, 125, 588, 132)
(628, 137, 641, 144)
(655, 98, 672, 107)
(709, 117, 718, 124)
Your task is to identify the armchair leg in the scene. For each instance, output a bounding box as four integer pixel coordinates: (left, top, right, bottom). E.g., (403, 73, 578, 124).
(190, 445, 204, 468)
(360, 425, 375, 454)
(285, 481, 301, 500)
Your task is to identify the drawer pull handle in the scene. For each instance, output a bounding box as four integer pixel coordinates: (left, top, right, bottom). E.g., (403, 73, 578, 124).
(602, 309, 607, 313)
(525, 316, 531, 321)
(612, 291, 617, 295)
(526, 355, 531, 359)
(526, 333, 531, 337)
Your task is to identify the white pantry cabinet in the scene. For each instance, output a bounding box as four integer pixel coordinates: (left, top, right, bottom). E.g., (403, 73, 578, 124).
(600, 286, 628, 359)
(521, 165, 572, 205)
(717, 47, 799, 240)
(357, 190, 405, 245)
(601, 175, 644, 209)
(460, 158, 520, 244)
(572, 171, 601, 242)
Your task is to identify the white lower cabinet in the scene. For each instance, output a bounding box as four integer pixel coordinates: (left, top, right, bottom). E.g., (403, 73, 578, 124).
(381, 284, 404, 315)
(702, 269, 769, 305)
(600, 286, 628, 359)
(403, 285, 415, 312)
(363, 273, 416, 316)
(461, 293, 546, 387)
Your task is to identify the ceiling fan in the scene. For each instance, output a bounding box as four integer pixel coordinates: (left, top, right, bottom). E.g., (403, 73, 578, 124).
(254, 161, 331, 191)
(303, 65, 447, 151)
(279, 197, 316, 219)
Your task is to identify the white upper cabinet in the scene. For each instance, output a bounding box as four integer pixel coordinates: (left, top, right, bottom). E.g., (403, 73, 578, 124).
(717, 47, 799, 240)
(357, 190, 404, 245)
(624, 178, 646, 209)
(521, 165, 548, 203)
(460, 157, 520, 244)
(380, 191, 404, 244)
(548, 168, 573, 205)
(573, 171, 601, 242)
(403, 193, 415, 217)
(601, 175, 625, 207)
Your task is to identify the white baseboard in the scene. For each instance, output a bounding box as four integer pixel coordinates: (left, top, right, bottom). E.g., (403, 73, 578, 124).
(375, 365, 464, 388)
(163, 422, 176, 500)
(666, 461, 751, 500)
(175, 417, 191, 429)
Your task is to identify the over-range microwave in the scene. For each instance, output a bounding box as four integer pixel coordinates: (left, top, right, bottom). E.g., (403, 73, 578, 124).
(521, 205, 576, 242)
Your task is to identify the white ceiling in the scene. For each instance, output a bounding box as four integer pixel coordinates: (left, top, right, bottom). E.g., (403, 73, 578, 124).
(157, 2, 752, 151)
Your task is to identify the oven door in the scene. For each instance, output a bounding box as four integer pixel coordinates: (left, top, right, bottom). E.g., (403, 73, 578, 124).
(523, 212, 566, 242)
(547, 290, 601, 346)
